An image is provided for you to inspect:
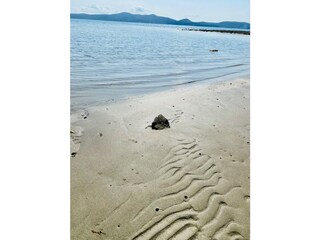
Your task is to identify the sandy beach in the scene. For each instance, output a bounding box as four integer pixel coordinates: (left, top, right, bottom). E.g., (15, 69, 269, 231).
(71, 77, 250, 240)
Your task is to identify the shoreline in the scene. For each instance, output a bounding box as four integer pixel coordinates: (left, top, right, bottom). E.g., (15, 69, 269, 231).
(71, 76, 250, 239)
(71, 72, 250, 114)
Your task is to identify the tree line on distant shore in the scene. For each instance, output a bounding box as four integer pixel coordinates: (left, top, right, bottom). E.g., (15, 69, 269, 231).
(70, 12, 250, 30)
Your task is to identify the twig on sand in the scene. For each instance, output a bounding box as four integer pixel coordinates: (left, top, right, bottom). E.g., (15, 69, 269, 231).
(91, 229, 106, 236)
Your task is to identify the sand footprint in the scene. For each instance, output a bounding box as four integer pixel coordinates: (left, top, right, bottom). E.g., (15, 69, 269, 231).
(171, 109, 184, 124)
(70, 126, 83, 158)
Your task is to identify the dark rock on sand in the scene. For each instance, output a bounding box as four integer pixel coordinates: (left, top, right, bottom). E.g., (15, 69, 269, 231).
(152, 114, 170, 130)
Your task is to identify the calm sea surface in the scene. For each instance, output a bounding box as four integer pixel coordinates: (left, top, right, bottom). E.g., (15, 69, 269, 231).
(71, 19, 250, 111)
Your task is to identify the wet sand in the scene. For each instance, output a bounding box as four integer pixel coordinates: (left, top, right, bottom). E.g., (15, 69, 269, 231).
(71, 77, 250, 240)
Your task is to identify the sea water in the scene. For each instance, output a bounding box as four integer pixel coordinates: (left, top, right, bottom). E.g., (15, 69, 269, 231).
(71, 19, 250, 111)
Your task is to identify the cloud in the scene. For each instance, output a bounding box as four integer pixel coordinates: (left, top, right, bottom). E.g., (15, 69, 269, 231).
(183, 14, 200, 20)
(79, 5, 110, 14)
(131, 6, 149, 14)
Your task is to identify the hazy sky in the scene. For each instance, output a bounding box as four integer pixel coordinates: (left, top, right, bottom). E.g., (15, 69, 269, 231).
(70, 0, 250, 23)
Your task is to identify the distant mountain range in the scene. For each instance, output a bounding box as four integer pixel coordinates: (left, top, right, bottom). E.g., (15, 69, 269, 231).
(70, 12, 250, 30)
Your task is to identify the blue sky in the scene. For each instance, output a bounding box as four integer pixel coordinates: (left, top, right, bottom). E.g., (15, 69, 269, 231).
(70, 0, 250, 23)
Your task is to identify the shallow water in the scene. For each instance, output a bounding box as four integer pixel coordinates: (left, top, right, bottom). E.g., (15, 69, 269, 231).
(71, 19, 250, 111)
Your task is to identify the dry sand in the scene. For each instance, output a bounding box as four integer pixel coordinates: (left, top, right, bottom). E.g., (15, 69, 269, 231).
(71, 77, 250, 240)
